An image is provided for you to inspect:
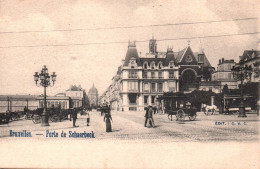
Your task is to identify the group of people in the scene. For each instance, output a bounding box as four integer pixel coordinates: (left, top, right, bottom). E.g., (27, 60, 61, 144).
(69, 108, 90, 127)
(69, 105, 113, 133)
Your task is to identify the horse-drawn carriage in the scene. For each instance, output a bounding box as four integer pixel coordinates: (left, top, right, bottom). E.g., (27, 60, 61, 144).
(158, 93, 197, 121)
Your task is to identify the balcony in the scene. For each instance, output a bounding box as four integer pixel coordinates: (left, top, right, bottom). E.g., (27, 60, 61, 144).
(169, 75, 176, 79)
(128, 75, 138, 79)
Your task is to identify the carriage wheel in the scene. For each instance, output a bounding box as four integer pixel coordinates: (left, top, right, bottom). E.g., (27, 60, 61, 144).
(177, 109, 185, 121)
(50, 115, 59, 122)
(32, 115, 41, 124)
(188, 114, 196, 121)
(168, 114, 174, 121)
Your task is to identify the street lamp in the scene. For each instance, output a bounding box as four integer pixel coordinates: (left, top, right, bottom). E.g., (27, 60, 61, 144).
(34, 65, 57, 126)
(231, 64, 252, 117)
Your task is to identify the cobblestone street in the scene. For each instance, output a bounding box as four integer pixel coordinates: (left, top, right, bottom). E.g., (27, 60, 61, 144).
(1, 110, 259, 142)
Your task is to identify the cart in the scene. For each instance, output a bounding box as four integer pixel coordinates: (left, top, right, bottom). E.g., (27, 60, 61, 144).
(158, 92, 197, 121)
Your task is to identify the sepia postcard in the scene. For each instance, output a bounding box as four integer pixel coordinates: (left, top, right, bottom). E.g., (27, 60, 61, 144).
(0, 0, 259, 168)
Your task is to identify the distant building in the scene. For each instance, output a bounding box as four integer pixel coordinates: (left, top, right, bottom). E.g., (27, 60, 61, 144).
(0, 95, 38, 112)
(211, 58, 238, 90)
(88, 84, 99, 107)
(0, 85, 88, 112)
(239, 49, 260, 82)
(65, 85, 84, 108)
(99, 66, 122, 110)
(37, 95, 70, 109)
(199, 81, 222, 93)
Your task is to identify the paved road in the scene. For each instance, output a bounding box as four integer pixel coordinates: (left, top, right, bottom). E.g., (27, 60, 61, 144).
(0, 110, 259, 142)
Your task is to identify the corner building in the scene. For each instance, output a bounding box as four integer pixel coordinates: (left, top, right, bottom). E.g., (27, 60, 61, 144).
(121, 40, 179, 111)
(120, 38, 213, 111)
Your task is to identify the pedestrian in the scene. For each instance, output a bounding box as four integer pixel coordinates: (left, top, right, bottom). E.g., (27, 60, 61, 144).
(104, 107, 112, 132)
(147, 105, 155, 127)
(86, 109, 90, 126)
(69, 109, 72, 121)
(144, 106, 149, 127)
(72, 108, 78, 127)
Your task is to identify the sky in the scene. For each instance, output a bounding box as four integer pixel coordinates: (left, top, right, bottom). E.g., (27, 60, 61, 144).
(0, 0, 259, 96)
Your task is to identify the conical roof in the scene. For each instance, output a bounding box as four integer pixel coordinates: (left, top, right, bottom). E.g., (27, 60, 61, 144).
(123, 41, 141, 66)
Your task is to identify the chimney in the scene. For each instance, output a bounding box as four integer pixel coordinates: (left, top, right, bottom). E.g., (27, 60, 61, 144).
(219, 59, 221, 64)
(222, 58, 224, 63)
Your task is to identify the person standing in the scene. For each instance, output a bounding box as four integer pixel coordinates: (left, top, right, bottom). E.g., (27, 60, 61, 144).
(147, 105, 155, 127)
(86, 109, 90, 126)
(72, 108, 78, 127)
(104, 106, 112, 132)
(144, 106, 149, 127)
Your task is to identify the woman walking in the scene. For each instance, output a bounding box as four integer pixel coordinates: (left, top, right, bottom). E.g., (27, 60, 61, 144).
(103, 105, 112, 132)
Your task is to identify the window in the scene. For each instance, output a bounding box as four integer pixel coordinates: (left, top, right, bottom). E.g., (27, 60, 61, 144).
(158, 72, 163, 78)
(228, 73, 231, 79)
(151, 62, 155, 69)
(151, 83, 156, 92)
(143, 71, 148, 78)
(144, 96, 148, 104)
(151, 96, 155, 104)
(144, 83, 149, 92)
(128, 94, 137, 104)
(129, 59, 136, 68)
(185, 55, 193, 62)
(198, 55, 204, 62)
(129, 71, 137, 78)
(158, 62, 163, 69)
(169, 82, 176, 92)
(128, 82, 138, 91)
(209, 87, 212, 92)
(169, 72, 174, 78)
(143, 62, 148, 69)
(158, 83, 163, 92)
(151, 72, 155, 78)
(169, 61, 174, 68)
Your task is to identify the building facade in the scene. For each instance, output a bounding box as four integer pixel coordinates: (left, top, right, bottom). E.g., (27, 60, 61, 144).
(88, 84, 99, 107)
(119, 38, 213, 111)
(210, 58, 238, 91)
(37, 95, 70, 109)
(65, 85, 84, 108)
(0, 95, 39, 112)
(238, 49, 260, 82)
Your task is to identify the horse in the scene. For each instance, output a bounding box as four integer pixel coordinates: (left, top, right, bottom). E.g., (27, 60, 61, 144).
(202, 104, 218, 115)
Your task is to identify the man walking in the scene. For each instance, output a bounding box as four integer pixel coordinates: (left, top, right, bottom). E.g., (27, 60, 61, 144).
(72, 108, 78, 127)
(144, 106, 149, 127)
(147, 105, 155, 127)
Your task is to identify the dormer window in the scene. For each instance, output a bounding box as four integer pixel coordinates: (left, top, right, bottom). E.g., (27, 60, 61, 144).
(198, 55, 204, 62)
(151, 62, 155, 69)
(169, 61, 174, 68)
(129, 58, 137, 68)
(143, 62, 148, 69)
(158, 62, 163, 69)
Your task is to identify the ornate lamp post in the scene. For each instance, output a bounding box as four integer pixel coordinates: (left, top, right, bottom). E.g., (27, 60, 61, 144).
(34, 65, 56, 126)
(231, 64, 252, 117)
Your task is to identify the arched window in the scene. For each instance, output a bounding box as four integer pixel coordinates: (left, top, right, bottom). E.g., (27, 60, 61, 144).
(158, 62, 163, 69)
(143, 62, 148, 69)
(151, 62, 155, 69)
